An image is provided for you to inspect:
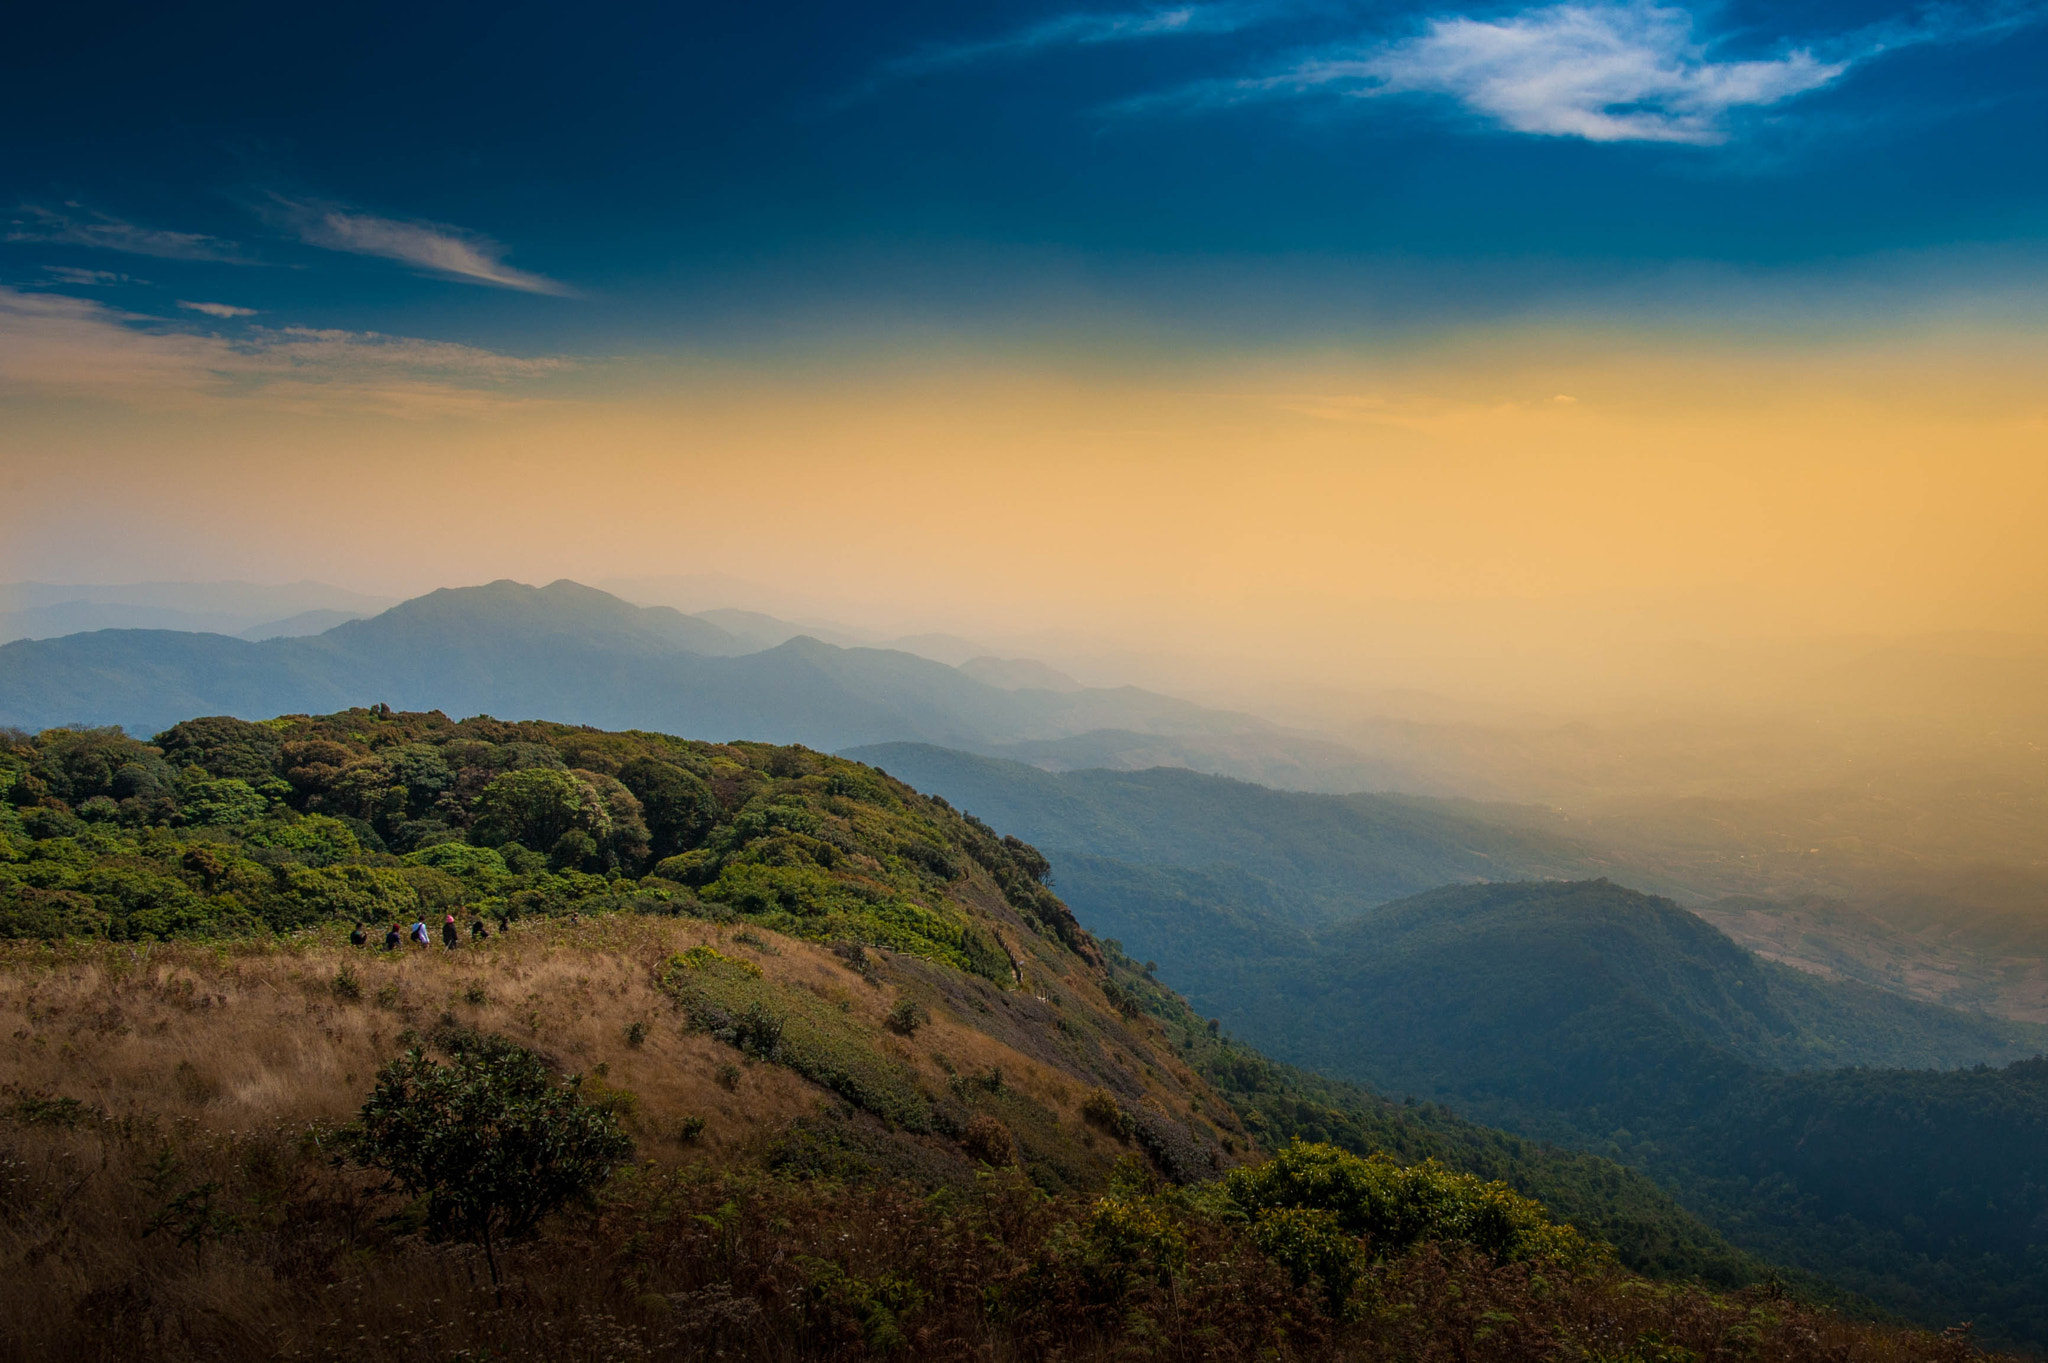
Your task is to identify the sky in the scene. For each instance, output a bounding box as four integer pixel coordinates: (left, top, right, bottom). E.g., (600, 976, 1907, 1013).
(4, 0, 2047, 700)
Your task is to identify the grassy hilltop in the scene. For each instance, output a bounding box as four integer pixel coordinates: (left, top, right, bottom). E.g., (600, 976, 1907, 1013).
(0, 711, 2019, 1360)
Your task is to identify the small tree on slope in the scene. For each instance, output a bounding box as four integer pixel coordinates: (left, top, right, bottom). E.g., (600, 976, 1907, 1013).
(348, 1037, 632, 1288)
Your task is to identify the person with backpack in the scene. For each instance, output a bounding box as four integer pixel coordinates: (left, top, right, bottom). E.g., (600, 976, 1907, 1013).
(441, 914, 459, 949)
(349, 921, 367, 947)
(384, 923, 402, 951)
(410, 919, 430, 947)
(470, 917, 491, 941)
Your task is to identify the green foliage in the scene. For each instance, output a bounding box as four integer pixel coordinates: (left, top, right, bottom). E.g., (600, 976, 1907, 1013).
(472, 768, 611, 856)
(884, 998, 927, 1036)
(1081, 1088, 1134, 1141)
(1226, 1141, 1604, 1271)
(661, 946, 931, 1129)
(1249, 1206, 1365, 1316)
(0, 710, 1073, 977)
(273, 864, 420, 929)
(617, 756, 720, 860)
(346, 1038, 633, 1282)
(673, 943, 763, 978)
(404, 839, 510, 878)
(240, 813, 362, 864)
(177, 778, 269, 827)
(1034, 1186, 1191, 1305)
(1096, 940, 1762, 1287)
(797, 1255, 928, 1352)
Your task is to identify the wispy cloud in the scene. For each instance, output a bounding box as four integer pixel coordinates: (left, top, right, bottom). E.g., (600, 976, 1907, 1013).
(177, 300, 258, 318)
(863, 3, 1262, 91)
(1122, 0, 2048, 143)
(1342, 2, 1842, 143)
(0, 286, 570, 416)
(273, 199, 575, 295)
(42, 266, 135, 286)
(7, 204, 247, 261)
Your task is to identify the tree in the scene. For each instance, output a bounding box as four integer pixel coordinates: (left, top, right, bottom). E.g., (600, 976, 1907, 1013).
(471, 768, 610, 856)
(348, 1037, 632, 1288)
(616, 757, 720, 861)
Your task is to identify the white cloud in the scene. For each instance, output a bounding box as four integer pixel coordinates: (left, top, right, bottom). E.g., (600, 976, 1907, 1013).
(0, 286, 570, 416)
(1118, 0, 2043, 142)
(275, 200, 575, 295)
(7, 204, 247, 261)
(873, 4, 1261, 82)
(177, 300, 258, 318)
(1331, 2, 1846, 143)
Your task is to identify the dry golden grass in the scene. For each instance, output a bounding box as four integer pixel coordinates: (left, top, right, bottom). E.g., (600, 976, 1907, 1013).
(2, 917, 834, 1157)
(0, 912, 1220, 1167)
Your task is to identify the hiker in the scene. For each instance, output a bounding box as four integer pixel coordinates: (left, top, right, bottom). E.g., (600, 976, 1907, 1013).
(410, 918, 430, 947)
(349, 921, 367, 947)
(441, 914, 459, 949)
(470, 917, 491, 941)
(383, 923, 401, 951)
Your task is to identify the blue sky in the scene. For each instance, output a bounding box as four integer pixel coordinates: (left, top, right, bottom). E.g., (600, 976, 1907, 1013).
(6, 0, 2048, 357)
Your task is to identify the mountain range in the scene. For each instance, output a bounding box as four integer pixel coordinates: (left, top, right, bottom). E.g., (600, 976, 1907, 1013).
(0, 579, 1418, 791)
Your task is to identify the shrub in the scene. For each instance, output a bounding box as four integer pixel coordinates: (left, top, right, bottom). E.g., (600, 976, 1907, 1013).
(1225, 1141, 1604, 1271)
(346, 1039, 633, 1285)
(884, 998, 927, 1036)
(1250, 1206, 1366, 1317)
(331, 965, 363, 1001)
(960, 1114, 1016, 1167)
(1082, 1088, 1133, 1140)
(667, 944, 762, 980)
(1081, 1193, 1187, 1296)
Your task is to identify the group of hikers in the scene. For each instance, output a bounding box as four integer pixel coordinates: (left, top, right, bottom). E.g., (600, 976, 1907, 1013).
(347, 914, 496, 950)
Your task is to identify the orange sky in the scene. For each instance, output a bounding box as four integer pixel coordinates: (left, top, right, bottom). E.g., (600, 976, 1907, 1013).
(5, 313, 2047, 701)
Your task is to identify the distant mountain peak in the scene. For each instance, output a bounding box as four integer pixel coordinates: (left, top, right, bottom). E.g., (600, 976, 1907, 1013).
(958, 655, 1083, 693)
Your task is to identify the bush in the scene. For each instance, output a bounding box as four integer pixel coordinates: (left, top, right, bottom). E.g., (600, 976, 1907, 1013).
(960, 1114, 1016, 1166)
(347, 1038, 633, 1285)
(1225, 1141, 1604, 1271)
(885, 998, 927, 1036)
(1082, 1088, 1133, 1140)
(1249, 1206, 1365, 1317)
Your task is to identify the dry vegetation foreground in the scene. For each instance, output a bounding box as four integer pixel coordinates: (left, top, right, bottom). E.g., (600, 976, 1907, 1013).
(0, 920, 2020, 1362)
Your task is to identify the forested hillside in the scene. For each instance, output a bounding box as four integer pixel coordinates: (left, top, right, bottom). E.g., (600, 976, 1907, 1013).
(1170, 877, 2048, 1347)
